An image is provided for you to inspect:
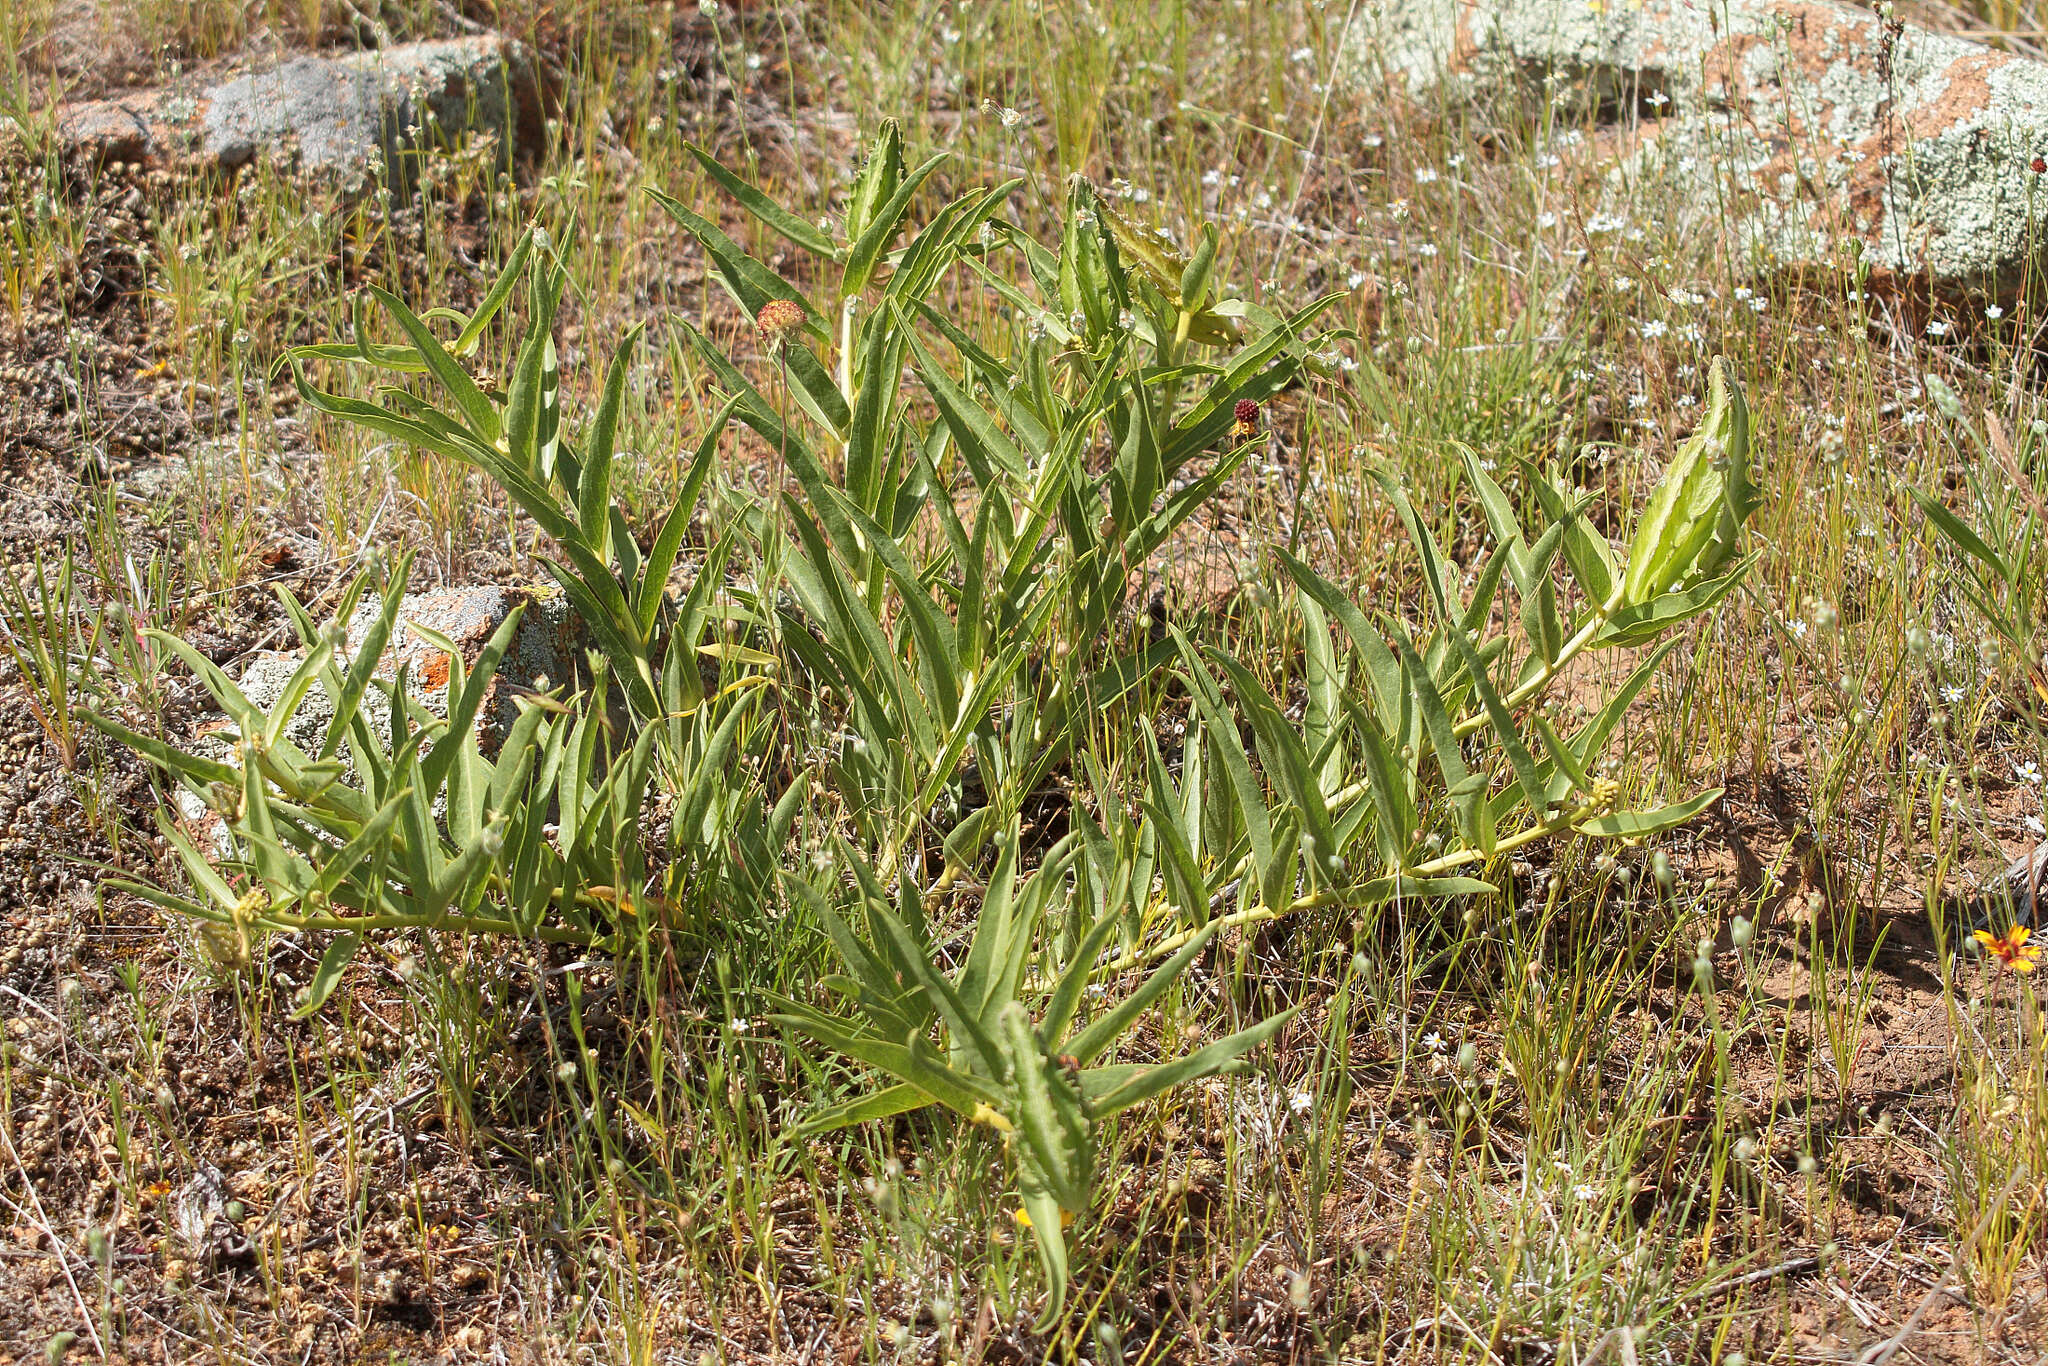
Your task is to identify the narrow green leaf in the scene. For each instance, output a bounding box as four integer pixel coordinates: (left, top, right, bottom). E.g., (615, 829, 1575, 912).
(579, 324, 643, 564)
(291, 933, 362, 1019)
(795, 1083, 932, 1135)
(842, 153, 947, 297)
(685, 142, 841, 258)
(1576, 787, 1722, 837)
(367, 285, 498, 441)
(1907, 485, 2010, 582)
(1090, 1008, 1296, 1118)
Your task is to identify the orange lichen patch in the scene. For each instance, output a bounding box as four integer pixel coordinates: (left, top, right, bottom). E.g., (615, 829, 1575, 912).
(420, 650, 452, 691)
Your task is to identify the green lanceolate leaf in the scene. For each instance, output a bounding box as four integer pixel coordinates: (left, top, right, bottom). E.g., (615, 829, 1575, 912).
(769, 1000, 1001, 1116)
(843, 152, 947, 298)
(578, 323, 644, 565)
(1440, 620, 1546, 813)
(291, 932, 362, 1019)
(845, 120, 904, 247)
(1525, 465, 1617, 609)
(367, 286, 499, 442)
(638, 393, 737, 639)
(686, 141, 841, 259)
(1002, 1003, 1092, 1212)
(1907, 485, 2011, 581)
(1088, 1007, 1295, 1118)
(795, 1082, 932, 1135)
(1458, 444, 1531, 585)
(1597, 556, 1755, 647)
(1575, 787, 1722, 837)
(1065, 921, 1222, 1066)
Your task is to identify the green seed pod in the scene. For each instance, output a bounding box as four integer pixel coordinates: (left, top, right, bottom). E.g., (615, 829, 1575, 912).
(1622, 357, 1757, 604)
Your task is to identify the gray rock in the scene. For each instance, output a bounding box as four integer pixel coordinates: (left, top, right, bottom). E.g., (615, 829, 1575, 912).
(59, 35, 542, 180)
(1345, 0, 2048, 287)
(176, 585, 583, 858)
(235, 584, 584, 758)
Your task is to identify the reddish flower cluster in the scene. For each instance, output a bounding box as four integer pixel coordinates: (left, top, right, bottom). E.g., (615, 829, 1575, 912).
(1232, 398, 1260, 440)
(755, 299, 805, 339)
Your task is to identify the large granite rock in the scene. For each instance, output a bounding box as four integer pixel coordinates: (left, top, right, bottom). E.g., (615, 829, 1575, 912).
(58, 35, 542, 179)
(1345, 0, 2048, 288)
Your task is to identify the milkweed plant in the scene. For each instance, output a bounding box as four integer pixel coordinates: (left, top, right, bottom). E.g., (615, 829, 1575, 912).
(85, 121, 1762, 1319)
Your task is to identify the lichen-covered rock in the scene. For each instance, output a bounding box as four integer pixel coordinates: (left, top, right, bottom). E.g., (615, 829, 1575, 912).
(1345, 0, 2048, 287)
(58, 35, 542, 180)
(175, 585, 582, 857)
(235, 584, 583, 758)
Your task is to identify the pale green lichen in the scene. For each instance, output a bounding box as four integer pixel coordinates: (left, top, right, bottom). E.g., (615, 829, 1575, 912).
(1345, 0, 2048, 285)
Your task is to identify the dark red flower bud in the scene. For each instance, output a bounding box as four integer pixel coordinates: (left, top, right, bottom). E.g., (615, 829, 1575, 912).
(2032, 155, 2045, 174)
(1231, 398, 1260, 439)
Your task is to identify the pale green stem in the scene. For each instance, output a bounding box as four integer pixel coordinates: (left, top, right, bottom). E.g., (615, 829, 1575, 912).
(1449, 581, 1628, 740)
(252, 910, 601, 946)
(1093, 889, 1344, 977)
(838, 296, 858, 412)
(1089, 800, 1606, 976)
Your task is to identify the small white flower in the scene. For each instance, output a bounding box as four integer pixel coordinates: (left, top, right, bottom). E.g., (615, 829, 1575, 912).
(1638, 319, 1668, 339)
(1417, 243, 1439, 257)
(730, 1017, 751, 1033)
(1290, 1091, 1315, 1114)
(1537, 211, 1558, 229)
(1289, 45, 1314, 63)
(1941, 684, 1965, 703)
(1987, 304, 2005, 319)
(1415, 167, 1439, 184)
(1926, 319, 1952, 337)
(1787, 619, 1809, 640)
(1422, 1032, 1446, 1053)
(2017, 761, 2043, 785)
(1573, 1183, 1599, 1201)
